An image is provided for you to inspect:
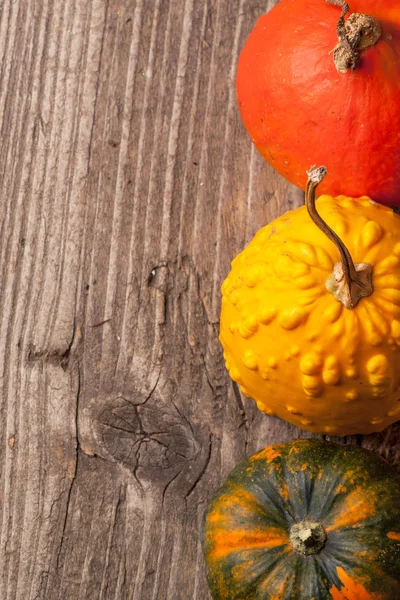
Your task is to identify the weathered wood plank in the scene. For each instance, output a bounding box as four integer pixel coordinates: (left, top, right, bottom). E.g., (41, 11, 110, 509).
(0, 1, 399, 599)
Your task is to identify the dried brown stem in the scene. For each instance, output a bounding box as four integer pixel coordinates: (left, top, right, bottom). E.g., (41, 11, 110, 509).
(306, 166, 373, 309)
(326, 0, 381, 73)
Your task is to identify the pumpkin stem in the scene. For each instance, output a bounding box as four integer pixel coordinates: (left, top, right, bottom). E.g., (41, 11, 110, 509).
(326, 0, 381, 73)
(306, 166, 373, 309)
(290, 521, 327, 556)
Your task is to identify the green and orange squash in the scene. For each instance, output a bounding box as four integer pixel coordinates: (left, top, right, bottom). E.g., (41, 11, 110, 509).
(202, 439, 400, 599)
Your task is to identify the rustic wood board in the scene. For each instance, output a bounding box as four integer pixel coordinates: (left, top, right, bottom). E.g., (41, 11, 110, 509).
(0, 0, 399, 598)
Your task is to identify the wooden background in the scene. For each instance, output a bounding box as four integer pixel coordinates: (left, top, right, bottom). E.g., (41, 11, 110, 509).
(0, 0, 399, 598)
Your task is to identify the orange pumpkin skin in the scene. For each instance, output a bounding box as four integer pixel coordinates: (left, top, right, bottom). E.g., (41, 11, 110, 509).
(202, 440, 400, 599)
(236, 0, 400, 206)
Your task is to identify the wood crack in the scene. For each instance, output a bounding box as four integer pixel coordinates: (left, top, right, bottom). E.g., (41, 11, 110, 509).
(26, 319, 79, 370)
(185, 433, 213, 502)
(56, 360, 81, 570)
(232, 381, 249, 451)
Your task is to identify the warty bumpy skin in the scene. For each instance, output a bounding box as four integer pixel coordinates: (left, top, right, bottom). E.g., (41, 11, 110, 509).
(220, 195, 400, 435)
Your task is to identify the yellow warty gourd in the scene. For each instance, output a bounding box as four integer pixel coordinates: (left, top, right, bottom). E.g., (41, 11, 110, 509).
(220, 173, 400, 436)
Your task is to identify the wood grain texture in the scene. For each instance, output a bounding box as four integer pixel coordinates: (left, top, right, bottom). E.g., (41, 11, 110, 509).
(0, 0, 399, 598)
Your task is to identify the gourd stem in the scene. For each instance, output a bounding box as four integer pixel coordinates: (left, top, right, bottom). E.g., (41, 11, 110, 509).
(327, 0, 353, 53)
(306, 167, 357, 286)
(290, 521, 327, 556)
(326, 0, 381, 73)
(306, 166, 373, 309)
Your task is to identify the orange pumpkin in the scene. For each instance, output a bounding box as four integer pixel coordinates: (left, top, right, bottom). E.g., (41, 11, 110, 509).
(237, 0, 400, 205)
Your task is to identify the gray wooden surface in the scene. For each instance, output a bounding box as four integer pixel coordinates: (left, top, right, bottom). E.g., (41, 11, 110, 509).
(0, 0, 399, 598)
